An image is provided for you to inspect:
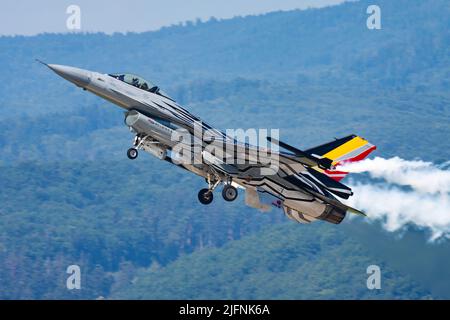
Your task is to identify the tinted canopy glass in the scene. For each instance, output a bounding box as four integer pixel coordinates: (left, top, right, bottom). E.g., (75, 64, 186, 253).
(109, 73, 159, 93)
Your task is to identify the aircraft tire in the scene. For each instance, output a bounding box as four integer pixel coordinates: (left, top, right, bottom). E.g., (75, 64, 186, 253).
(198, 188, 214, 205)
(222, 185, 238, 202)
(127, 148, 138, 160)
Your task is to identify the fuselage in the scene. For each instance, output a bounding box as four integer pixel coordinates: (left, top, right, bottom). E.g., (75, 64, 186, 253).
(47, 64, 278, 172)
(45, 63, 351, 225)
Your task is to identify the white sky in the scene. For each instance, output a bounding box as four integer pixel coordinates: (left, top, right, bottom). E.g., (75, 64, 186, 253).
(0, 0, 351, 36)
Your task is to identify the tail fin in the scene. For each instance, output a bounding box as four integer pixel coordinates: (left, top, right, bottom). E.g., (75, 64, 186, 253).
(306, 135, 376, 182)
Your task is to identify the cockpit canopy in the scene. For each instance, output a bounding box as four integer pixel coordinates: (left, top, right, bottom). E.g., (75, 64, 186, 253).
(108, 73, 160, 94)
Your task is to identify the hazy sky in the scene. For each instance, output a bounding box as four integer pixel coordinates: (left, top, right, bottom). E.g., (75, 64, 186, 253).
(0, 0, 351, 36)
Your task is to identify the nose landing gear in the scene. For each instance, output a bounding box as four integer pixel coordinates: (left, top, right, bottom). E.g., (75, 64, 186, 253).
(127, 148, 139, 160)
(126, 133, 149, 160)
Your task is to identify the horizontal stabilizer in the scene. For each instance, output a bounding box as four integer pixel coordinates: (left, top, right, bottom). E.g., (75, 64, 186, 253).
(346, 206, 367, 217)
(304, 167, 353, 199)
(304, 187, 367, 217)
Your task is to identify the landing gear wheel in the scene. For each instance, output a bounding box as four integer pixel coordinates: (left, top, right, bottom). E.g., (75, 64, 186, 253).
(198, 188, 214, 205)
(127, 148, 138, 160)
(222, 185, 238, 202)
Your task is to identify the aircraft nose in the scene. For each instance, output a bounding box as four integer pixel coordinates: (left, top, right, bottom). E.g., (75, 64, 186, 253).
(47, 64, 91, 87)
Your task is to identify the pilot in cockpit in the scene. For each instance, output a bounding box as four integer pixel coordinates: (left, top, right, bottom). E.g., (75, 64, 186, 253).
(131, 77, 140, 87)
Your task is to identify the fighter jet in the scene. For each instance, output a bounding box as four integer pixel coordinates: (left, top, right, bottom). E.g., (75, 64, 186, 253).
(41, 61, 376, 225)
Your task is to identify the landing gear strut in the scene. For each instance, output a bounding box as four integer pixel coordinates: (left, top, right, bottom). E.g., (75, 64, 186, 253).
(198, 175, 238, 205)
(198, 174, 221, 205)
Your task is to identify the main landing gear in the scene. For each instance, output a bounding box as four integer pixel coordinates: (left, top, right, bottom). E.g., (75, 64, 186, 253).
(198, 175, 238, 205)
(198, 188, 214, 205)
(222, 184, 238, 202)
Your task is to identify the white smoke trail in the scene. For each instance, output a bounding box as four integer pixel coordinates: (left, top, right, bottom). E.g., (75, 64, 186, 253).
(338, 156, 450, 194)
(337, 157, 450, 241)
(346, 184, 450, 241)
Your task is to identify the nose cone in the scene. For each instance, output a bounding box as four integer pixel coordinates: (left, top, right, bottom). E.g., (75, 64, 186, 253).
(48, 64, 91, 88)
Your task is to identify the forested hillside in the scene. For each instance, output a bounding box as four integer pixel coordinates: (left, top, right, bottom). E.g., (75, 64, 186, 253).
(0, 0, 449, 299)
(0, 161, 281, 299)
(115, 223, 432, 300)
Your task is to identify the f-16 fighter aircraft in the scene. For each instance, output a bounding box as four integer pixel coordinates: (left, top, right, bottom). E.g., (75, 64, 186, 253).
(41, 61, 376, 225)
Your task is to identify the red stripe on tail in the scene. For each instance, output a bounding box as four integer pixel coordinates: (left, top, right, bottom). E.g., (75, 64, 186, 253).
(325, 145, 377, 181)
